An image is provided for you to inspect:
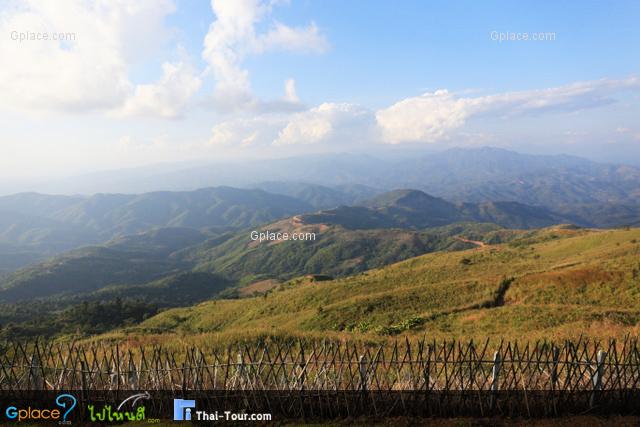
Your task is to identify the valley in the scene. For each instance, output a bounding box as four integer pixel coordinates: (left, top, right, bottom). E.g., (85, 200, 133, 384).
(0, 148, 639, 344)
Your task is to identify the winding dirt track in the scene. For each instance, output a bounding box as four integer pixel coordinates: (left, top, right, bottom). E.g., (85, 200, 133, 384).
(455, 236, 487, 248)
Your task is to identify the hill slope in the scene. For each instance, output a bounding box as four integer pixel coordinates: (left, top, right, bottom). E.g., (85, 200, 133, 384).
(249, 182, 381, 210)
(305, 189, 566, 229)
(187, 221, 505, 285)
(129, 227, 640, 343)
(1, 188, 557, 303)
(0, 227, 211, 303)
(0, 186, 313, 271)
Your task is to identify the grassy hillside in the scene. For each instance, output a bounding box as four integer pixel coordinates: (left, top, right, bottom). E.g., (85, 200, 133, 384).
(0, 227, 210, 303)
(0, 186, 313, 271)
(119, 226, 640, 344)
(183, 221, 506, 286)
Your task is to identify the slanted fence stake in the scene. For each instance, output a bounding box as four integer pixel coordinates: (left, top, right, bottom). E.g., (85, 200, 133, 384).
(590, 349, 607, 408)
(359, 355, 368, 393)
(489, 350, 501, 411)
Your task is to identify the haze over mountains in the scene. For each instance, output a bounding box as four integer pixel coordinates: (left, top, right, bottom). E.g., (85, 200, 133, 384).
(0, 147, 638, 275)
(1, 146, 639, 331)
(0, 187, 311, 271)
(0, 184, 564, 302)
(4, 148, 639, 203)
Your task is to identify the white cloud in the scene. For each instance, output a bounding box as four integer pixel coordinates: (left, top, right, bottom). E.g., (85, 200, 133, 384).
(254, 21, 328, 54)
(209, 114, 284, 147)
(274, 103, 373, 146)
(0, 0, 176, 114)
(202, 0, 328, 112)
(284, 78, 299, 103)
(0, 0, 326, 118)
(376, 90, 470, 144)
(613, 126, 640, 142)
(118, 61, 202, 119)
(208, 76, 640, 150)
(208, 103, 374, 149)
(376, 76, 640, 144)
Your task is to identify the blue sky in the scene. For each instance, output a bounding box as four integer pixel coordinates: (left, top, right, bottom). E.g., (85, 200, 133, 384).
(161, 0, 640, 106)
(0, 0, 639, 178)
(247, 0, 640, 105)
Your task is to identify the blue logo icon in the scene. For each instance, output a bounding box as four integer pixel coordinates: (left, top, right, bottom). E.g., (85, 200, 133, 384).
(173, 399, 196, 421)
(55, 394, 77, 422)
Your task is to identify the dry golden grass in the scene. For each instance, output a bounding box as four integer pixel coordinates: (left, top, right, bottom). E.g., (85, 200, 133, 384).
(91, 227, 640, 347)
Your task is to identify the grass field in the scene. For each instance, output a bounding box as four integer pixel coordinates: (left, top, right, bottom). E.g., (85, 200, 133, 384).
(94, 226, 640, 347)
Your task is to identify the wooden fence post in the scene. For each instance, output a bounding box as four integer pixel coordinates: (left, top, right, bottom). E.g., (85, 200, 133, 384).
(181, 362, 187, 392)
(590, 350, 607, 408)
(80, 360, 88, 408)
(359, 355, 368, 393)
(29, 354, 42, 390)
(128, 357, 137, 390)
(299, 344, 306, 391)
(80, 361, 87, 390)
(237, 352, 245, 389)
(551, 346, 560, 389)
(489, 350, 501, 411)
(424, 345, 432, 392)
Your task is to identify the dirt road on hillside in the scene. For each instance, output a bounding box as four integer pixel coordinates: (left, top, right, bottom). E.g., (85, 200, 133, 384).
(455, 236, 487, 248)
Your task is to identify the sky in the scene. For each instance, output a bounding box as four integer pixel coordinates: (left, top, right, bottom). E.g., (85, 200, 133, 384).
(0, 0, 639, 179)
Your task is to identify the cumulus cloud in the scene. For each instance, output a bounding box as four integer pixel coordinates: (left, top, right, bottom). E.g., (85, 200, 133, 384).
(202, 0, 328, 112)
(376, 76, 640, 144)
(0, 0, 177, 114)
(284, 78, 299, 103)
(274, 103, 374, 146)
(376, 90, 470, 144)
(118, 61, 202, 119)
(254, 21, 328, 54)
(208, 103, 374, 148)
(209, 114, 284, 147)
(0, 0, 326, 118)
(207, 76, 640, 150)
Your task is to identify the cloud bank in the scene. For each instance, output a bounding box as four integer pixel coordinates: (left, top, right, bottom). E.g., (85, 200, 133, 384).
(0, 0, 638, 159)
(208, 76, 639, 148)
(0, 0, 185, 115)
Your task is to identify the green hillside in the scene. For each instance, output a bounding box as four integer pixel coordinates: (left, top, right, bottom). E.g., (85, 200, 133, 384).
(121, 226, 640, 344)
(250, 181, 381, 209)
(5, 187, 547, 305)
(187, 221, 504, 285)
(0, 187, 313, 271)
(0, 227, 211, 303)
(305, 189, 566, 229)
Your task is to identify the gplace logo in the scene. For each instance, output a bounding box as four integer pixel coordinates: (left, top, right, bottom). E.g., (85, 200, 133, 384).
(173, 398, 196, 421)
(5, 393, 77, 422)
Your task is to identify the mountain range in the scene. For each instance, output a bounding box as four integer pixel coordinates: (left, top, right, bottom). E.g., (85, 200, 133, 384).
(1, 187, 543, 303)
(1, 147, 640, 339)
(6, 148, 640, 209)
(0, 186, 312, 274)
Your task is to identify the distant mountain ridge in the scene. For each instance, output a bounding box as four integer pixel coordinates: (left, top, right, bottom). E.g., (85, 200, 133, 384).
(249, 181, 381, 209)
(303, 189, 566, 230)
(7, 147, 639, 210)
(0, 187, 564, 304)
(0, 186, 313, 266)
